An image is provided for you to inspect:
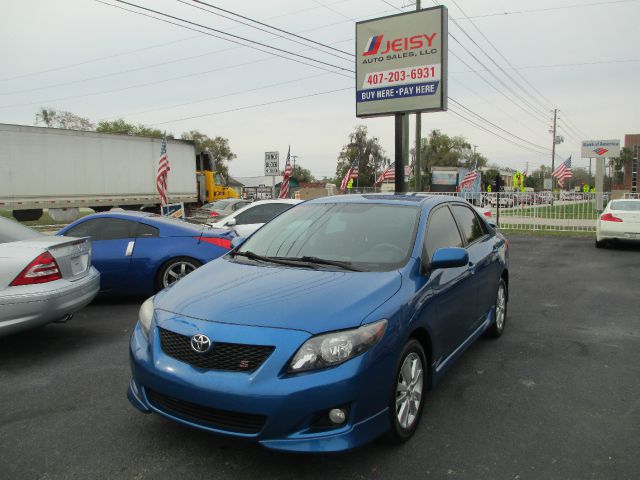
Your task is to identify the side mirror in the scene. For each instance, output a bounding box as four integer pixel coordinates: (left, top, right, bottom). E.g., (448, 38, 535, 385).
(225, 217, 237, 226)
(230, 236, 246, 249)
(488, 221, 497, 229)
(430, 247, 469, 269)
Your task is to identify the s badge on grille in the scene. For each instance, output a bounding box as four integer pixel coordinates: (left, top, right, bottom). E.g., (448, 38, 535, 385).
(190, 334, 212, 353)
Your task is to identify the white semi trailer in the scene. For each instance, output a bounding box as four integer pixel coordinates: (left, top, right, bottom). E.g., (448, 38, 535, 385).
(0, 123, 199, 221)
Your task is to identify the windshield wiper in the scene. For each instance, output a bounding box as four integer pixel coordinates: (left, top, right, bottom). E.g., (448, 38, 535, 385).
(281, 256, 363, 272)
(231, 251, 318, 269)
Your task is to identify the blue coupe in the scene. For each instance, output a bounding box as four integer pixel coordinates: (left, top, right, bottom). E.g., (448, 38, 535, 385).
(58, 211, 235, 296)
(127, 194, 509, 452)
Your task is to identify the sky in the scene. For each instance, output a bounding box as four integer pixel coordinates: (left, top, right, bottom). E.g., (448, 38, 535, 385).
(1, 0, 639, 180)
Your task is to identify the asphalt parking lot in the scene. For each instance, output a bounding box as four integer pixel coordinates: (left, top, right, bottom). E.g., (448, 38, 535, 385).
(1, 236, 639, 480)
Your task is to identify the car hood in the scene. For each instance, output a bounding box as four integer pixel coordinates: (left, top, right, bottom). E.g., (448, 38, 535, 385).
(154, 257, 402, 335)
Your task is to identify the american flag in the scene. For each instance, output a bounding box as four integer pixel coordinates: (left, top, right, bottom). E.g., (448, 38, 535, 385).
(375, 162, 395, 185)
(552, 156, 572, 188)
(340, 161, 358, 191)
(458, 163, 478, 190)
(156, 133, 170, 205)
(279, 146, 292, 198)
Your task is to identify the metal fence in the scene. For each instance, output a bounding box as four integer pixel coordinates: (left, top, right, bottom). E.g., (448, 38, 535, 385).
(426, 191, 607, 232)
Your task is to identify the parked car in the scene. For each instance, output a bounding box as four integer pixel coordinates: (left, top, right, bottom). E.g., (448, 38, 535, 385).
(207, 199, 302, 237)
(195, 199, 251, 221)
(488, 193, 515, 208)
(128, 194, 509, 452)
(57, 212, 235, 296)
(595, 198, 640, 248)
(0, 217, 100, 336)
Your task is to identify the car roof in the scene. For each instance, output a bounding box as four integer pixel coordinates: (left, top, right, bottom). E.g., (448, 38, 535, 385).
(305, 193, 462, 208)
(248, 199, 302, 205)
(76, 210, 206, 232)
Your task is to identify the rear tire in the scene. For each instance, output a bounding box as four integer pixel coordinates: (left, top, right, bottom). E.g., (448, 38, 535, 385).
(595, 239, 607, 249)
(385, 339, 427, 444)
(487, 278, 508, 338)
(155, 257, 202, 291)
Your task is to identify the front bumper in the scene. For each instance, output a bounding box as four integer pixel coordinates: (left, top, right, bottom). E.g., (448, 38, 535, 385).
(127, 315, 395, 452)
(0, 267, 100, 336)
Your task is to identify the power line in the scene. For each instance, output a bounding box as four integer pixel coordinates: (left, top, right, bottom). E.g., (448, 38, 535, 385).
(183, 0, 354, 59)
(459, 0, 639, 20)
(100, 71, 334, 120)
(0, 35, 202, 84)
(428, 1, 550, 124)
(109, 0, 354, 73)
(101, 86, 354, 132)
(449, 98, 549, 152)
(0, 42, 349, 110)
(448, 108, 550, 157)
(448, 0, 553, 113)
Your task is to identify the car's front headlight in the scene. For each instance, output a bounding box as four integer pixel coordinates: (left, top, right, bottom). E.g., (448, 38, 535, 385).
(288, 320, 387, 373)
(138, 296, 155, 338)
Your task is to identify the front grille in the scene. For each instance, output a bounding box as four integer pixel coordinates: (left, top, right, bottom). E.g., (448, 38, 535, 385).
(145, 388, 266, 434)
(159, 328, 274, 372)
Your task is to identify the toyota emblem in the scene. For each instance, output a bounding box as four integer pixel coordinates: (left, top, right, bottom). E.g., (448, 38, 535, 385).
(190, 334, 212, 353)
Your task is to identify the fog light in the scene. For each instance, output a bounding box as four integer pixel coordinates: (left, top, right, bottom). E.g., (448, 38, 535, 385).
(328, 408, 346, 425)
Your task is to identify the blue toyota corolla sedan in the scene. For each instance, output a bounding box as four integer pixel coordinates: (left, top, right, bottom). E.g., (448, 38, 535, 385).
(58, 211, 235, 296)
(128, 194, 509, 452)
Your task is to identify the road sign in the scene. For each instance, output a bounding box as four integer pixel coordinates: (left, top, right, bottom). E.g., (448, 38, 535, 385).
(264, 151, 279, 176)
(355, 6, 448, 118)
(581, 140, 620, 158)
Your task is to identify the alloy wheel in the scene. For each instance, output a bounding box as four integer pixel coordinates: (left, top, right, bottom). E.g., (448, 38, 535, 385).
(396, 352, 424, 430)
(162, 261, 197, 287)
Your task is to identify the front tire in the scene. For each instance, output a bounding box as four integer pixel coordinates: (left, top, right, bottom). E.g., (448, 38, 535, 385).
(155, 257, 202, 291)
(487, 278, 508, 338)
(385, 339, 427, 444)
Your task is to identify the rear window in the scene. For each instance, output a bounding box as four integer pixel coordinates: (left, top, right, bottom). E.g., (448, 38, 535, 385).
(610, 201, 640, 211)
(0, 217, 42, 243)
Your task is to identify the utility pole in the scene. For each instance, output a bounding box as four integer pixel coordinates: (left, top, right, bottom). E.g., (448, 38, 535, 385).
(414, 0, 422, 192)
(291, 155, 300, 170)
(551, 108, 557, 191)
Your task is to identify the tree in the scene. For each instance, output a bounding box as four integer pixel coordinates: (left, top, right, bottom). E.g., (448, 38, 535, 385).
(96, 119, 167, 138)
(336, 125, 389, 188)
(181, 130, 236, 177)
(291, 164, 315, 183)
(609, 147, 632, 186)
(35, 107, 94, 130)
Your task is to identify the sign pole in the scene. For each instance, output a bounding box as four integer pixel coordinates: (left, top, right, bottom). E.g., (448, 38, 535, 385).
(395, 114, 405, 193)
(414, 0, 422, 192)
(595, 157, 604, 211)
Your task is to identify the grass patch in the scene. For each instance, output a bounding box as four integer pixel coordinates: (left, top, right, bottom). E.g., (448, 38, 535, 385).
(500, 228, 594, 238)
(499, 201, 599, 219)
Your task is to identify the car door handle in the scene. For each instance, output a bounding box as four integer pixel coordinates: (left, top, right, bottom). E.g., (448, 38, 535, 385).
(125, 241, 135, 257)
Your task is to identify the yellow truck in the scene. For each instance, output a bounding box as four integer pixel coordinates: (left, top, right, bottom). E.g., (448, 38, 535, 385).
(196, 151, 238, 203)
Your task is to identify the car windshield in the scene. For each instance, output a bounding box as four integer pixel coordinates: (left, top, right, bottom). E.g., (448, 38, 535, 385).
(0, 217, 43, 243)
(610, 201, 640, 211)
(235, 202, 420, 271)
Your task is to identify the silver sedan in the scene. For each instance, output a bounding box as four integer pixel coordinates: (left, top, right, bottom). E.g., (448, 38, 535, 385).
(0, 217, 100, 336)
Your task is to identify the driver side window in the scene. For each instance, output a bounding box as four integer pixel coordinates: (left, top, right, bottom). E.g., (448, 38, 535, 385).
(424, 206, 463, 260)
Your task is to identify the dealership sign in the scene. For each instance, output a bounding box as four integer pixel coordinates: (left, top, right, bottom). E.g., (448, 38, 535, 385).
(356, 7, 448, 118)
(581, 139, 620, 158)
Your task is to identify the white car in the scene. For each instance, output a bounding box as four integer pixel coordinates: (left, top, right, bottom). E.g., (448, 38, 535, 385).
(595, 198, 640, 248)
(207, 199, 302, 237)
